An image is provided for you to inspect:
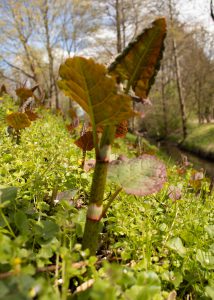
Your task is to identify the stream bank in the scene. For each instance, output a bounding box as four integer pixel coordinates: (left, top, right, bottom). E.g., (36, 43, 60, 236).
(146, 124, 214, 179)
(181, 124, 214, 161)
(159, 141, 214, 179)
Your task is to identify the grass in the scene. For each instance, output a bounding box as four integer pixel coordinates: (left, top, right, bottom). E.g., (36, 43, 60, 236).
(182, 124, 214, 159)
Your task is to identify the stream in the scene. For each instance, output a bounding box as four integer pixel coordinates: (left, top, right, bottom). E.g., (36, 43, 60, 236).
(159, 142, 214, 179)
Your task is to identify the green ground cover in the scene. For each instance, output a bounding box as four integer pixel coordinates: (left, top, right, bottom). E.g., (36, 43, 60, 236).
(182, 124, 214, 159)
(0, 100, 214, 300)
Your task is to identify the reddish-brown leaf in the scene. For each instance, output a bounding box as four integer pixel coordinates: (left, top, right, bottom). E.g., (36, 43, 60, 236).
(68, 107, 78, 119)
(0, 84, 7, 96)
(108, 18, 167, 98)
(16, 87, 33, 103)
(74, 131, 94, 151)
(25, 110, 39, 121)
(66, 123, 75, 133)
(115, 121, 128, 138)
(6, 112, 31, 130)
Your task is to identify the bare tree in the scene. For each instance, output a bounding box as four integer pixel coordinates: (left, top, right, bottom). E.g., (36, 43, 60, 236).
(167, 0, 187, 139)
(96, 0, 157, 59)
(0, 1, 42, 94)
(36, 0, 60, 108)
(0, 0, 101, 108)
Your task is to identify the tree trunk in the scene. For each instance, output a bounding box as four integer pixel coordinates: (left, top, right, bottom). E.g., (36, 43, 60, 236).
(161, 65, 168, 137)
(195, 80, 202, 124)
(121, 0, 126, 49)
(116, 0, 122, 53)
(173, 38, 187, 139)
(42, 1, 59, 110)
(131, 0, 139, 37)
(168, 0, 187, 140)
(10, 5, 42, 96)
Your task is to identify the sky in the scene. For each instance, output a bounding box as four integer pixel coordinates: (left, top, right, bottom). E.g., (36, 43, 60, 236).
(177, 0, 214, 33)
(82, 0, 214, 59)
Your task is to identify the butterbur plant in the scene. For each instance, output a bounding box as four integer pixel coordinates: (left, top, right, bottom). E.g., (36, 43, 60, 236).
(58, 18, 167, 255)
(5, 86, 39, 143)
(6, 112, 32, 143)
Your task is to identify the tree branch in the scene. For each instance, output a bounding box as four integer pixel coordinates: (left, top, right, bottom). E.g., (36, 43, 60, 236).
(0, 73, 21, 84)
(2, 58, 35, 80)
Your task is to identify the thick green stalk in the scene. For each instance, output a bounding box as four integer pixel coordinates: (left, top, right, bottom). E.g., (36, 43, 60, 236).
(82, 218, 103, 256)
(82, 126, 115, 255)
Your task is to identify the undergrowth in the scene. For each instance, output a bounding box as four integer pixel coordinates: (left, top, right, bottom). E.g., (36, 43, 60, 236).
(0, 99, 214, 300)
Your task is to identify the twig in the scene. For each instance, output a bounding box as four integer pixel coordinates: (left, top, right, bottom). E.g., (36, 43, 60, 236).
(0, 262, 88, 280)
(0, 271, 14, 280)
(36, 265, 59, 273)
(101, 187, 122, 218)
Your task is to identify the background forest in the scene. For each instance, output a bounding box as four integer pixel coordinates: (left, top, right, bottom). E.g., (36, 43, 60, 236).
(0, 0, 213, 140)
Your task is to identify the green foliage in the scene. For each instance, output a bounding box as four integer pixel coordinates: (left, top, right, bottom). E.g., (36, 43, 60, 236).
(0, 186, 18, 203)
(0, 106, 94, 299)
(141, 82, 182, 139)
(0, 94, 18, 128)
(104, 164, 214, 299)
(75, 265, 162, 300)
(0, 100, 213, 298)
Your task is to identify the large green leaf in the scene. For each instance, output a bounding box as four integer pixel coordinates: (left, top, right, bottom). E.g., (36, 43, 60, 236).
(0, 186, 18, 203)
(166, 237, 186, 257)
(124, 271, 161, 300)
(108, 155, 166, 196)
(58, 57, 134, 127)
(196, 249, 214, 270)
(108, 18, 167, 98)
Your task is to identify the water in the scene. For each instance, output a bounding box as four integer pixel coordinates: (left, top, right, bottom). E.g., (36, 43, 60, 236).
(159, 142, 214, 179)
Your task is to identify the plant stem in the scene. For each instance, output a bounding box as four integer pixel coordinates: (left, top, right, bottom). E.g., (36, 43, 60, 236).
(82, 157, 109, 255)
(81, 150, 86, 169)
(82, 218, 102, 255)
(0, 210, 16, 238)
(82, 126, 115, 255)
